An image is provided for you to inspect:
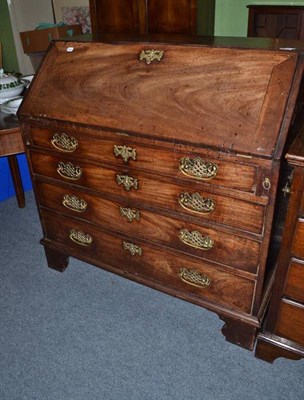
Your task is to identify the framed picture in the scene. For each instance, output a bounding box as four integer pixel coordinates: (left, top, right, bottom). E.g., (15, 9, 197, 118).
(52, 0, 91, 33)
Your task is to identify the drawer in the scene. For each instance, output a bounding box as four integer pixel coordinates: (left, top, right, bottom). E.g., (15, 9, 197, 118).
(30, 126, 258, 193)
(275, 299, 304, 346)
(291, 218, 304, 259)
(299, 189, 304, 215)
(36, 181, 261, 274)
(284, 259, 304, 303)
(30, 152, 265, 234)
(40, 209, 255, 314)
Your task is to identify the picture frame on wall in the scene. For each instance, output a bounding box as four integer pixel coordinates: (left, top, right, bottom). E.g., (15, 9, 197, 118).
(52, 0, 91, 33)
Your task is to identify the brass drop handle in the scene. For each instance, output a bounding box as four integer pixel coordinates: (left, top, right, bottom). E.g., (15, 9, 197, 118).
(62, 194, 88, 212)
(262, 178, 271, 190)
(179, 229, 214, 250)
(179, 192, 216, 214)
(116, 174, 138, 191)
(114, 145, 137, 163)
(179, 157, 218, 180)
(51, 132, 78, 152)
(57, 161, 83, 180)
(69, 229, 93, 246)
(139, 49, 164, 65)
(179, 268, 211, 289)
(122, 241, 142, 256)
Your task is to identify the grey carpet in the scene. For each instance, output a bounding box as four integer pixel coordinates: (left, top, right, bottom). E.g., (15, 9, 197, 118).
(0, 191, 303, 400)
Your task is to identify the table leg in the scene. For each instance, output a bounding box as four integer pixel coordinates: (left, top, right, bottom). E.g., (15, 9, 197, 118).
(8, 155, 25, 208)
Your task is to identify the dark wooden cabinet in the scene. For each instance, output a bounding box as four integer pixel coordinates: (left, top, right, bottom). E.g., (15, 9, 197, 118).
(89, 0, 197, 34)
(147, 0, 197, 34)
(247, 5, 304, 39)
(18, 35, 304, 351)
(90, 0, 143, 34)
(255, 131, 304, 363)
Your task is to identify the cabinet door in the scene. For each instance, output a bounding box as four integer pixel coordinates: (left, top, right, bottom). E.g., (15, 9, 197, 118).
(90, 0, 145, 34)
(247, 6, 304, 40)
(90, 0, 198, 35)
(147, 0, 197, 34)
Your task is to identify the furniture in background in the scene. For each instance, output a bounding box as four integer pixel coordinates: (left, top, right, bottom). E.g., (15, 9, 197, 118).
(255, 130, 304, 363)
(89, 0, 215, 35)
(0, 111, 25, 208)
(89, 0, 196, 34)
(0, 41, 26, 207)
(19, 24, 83, 73)
(18, 35, 303, 350)
(247, 5, 304, 39)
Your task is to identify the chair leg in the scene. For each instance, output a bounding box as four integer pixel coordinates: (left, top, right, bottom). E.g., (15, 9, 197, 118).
(8, 155, 25, 208)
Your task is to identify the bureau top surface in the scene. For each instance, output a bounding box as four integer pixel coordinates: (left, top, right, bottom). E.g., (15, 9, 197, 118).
(19, 38, 302, 158)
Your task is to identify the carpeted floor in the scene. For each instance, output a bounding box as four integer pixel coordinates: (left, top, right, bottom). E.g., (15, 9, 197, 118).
(1, 191, 303, 400)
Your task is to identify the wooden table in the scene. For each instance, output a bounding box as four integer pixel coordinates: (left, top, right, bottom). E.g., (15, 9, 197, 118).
(0, 110, 25, 207)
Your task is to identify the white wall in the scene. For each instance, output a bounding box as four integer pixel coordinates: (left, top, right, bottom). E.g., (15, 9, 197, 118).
(7, 0, 54, 75)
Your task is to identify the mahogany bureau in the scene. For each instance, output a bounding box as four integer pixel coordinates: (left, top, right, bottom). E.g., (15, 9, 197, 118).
(18, 35, 304, 350)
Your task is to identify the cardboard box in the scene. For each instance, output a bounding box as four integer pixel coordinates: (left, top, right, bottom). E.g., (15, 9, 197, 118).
(28, 52, 45, 72)
(20, 24, 82, 54)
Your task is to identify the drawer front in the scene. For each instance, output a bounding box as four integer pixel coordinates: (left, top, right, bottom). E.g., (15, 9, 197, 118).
(41, 210, 255, 314)
(30, 126, 258, 193)
(275, 300, 304, 346)
(36, 181, 261, 274)
(284, 260, 304, 303)
(30, 152, 265, 234)
(291, 218, 304, 259)
(300, 192, 304, 215)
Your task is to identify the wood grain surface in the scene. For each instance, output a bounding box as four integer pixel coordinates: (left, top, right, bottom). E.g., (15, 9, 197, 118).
(291, 218, 304, 258)
(30, 126, 258, 193)
(284, 259, 304, 303)
(41, 209, 255, 314)
(30, 151, 266, 234)
(275, 300, 304, 346)
(35, 180, 261, 275)
(22, 41, 297, 157)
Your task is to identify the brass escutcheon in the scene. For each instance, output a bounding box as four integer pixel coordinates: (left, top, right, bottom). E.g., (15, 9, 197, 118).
(116, 174, 138, 191)
(179, 268, 211, 289)
(139, 49, 164, 65)
(69, 229, 93, 246)
(122, 241, 142, 256)
(120, 207, 140, 222)
(179, 229, 214, 250)
(179, 157, 218, 180)
(51, 132, 78, 152)
(282, 176, 292, 197)
(62, 194, 88, 212)
(57, 161, 83, 180)
(179, 192, 215, 214)
(114, 145, 137, 163)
